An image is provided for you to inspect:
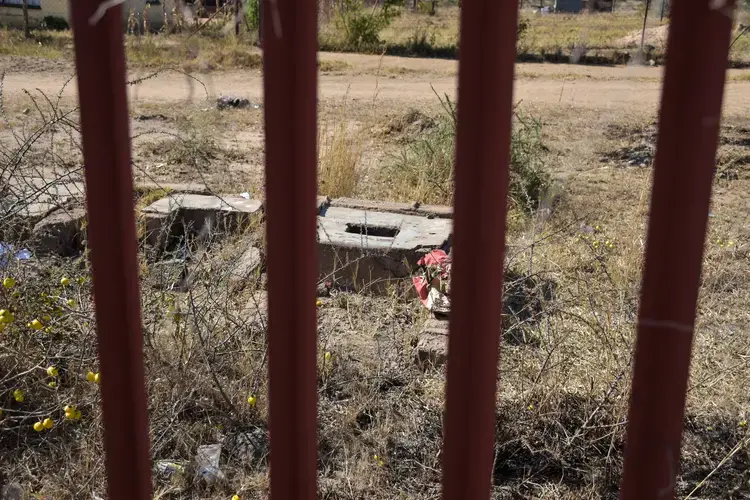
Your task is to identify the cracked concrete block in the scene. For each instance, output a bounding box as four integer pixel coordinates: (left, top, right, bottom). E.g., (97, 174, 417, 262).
(317, 206, 451, 292)
(32, 206, 87, 256)
(1, 179, 86, 239)
(141, 194, 263, 246)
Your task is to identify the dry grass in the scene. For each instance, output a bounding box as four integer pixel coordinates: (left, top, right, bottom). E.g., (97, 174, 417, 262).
(2, 42, 750, 499)
(318, 102, 364, 199)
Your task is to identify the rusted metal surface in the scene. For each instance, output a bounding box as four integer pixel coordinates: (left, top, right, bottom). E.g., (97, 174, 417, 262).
(69, 1, 151, 499)
(620, 0, 735, 497)
(441, 0, 518, 498)
(262, 0, 319, 498)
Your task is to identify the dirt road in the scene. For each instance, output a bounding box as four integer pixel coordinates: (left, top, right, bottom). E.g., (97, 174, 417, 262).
(3, 52, 750, 116)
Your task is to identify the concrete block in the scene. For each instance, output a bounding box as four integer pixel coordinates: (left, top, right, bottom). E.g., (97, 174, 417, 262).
(32, 206, 87, 256)
(330, 197, 453, 219)
(415, 318, 449, 368)
(317, 206, 451, 292)
(1, 179, 86, 239)
(229, 246, 263, 285)
(141, 194, 263, 246)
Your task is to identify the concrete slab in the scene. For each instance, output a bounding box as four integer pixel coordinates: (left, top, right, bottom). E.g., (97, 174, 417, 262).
(141, 194, 263, 246)
(134, 181, 210, 194)
(330, 197, 453, 219)
(317, 206, 451, 291)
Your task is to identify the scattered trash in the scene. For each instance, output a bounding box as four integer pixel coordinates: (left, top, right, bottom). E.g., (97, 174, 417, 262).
(227, 427, 269, 465)
(412, 249, 451, 314)
(216, 96, 261, 110)
(155, 459, 187, 478)
(239, 192, 251, 200)
(15, 249, 32, 260)
(317, 280, 333, 298)
(134, 113, 168, 121)
(0, 242, 32, 268)
(194, 443, 224, 484)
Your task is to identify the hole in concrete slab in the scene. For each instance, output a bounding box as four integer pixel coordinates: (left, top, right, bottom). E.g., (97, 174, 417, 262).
(345, 223, 400, 238)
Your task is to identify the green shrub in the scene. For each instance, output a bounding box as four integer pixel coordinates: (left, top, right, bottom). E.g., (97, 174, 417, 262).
(246, 0, 260, 31)
(384, 91, 550, 211)
(41, 16, 69, 31)
(334, 0, 403, 50)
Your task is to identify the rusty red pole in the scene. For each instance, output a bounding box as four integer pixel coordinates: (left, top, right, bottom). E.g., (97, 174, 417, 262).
(441, 0, 517, 498)
(69, 1, 151, 499)
(262, 0, 318, 498)
(620, 0, 735, 497)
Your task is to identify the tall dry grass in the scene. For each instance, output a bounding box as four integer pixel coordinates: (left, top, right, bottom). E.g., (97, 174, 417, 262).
(318, 112, 363, 199)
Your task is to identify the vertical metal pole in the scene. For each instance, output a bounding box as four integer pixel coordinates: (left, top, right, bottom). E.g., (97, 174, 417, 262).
(21, 0, 29, 38)
(69, 1, 151, 499)
(441, 0, 517, 498)
(262, 0, 318, 498)
(640, 0, 651, 53)
(234, 0, 241, 35)
(620, 0, 735, 497)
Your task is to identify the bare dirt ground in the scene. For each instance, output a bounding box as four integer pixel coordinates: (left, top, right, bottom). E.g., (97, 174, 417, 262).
(3, 52, 750, 116)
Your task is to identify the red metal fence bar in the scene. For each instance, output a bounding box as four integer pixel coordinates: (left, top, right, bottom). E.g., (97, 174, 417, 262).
(262, 0, 319, 498)
(620, 0, 736, 497)
(69, 1, 152, 499)
(441, 0, 518, 498)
